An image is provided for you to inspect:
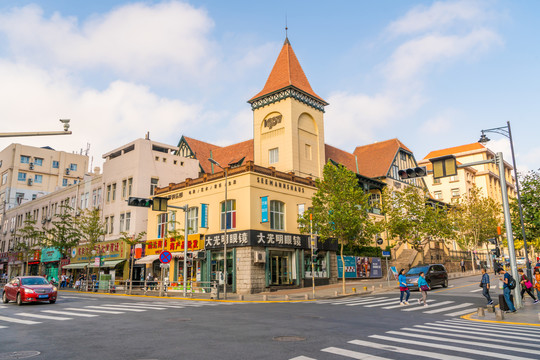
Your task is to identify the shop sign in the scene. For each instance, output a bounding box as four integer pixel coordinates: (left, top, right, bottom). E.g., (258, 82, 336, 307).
(204, 230, 338, 251)
(261, 196, 268, 223)
(201, 204, 208, 228)
(40, 247, 62, 263)
(337, 256, 382, 279)
(71, 240, 128, 263)
(60, 258, 70, 267)
(28, 250, 41, 262)
(145, 234, 204, 255)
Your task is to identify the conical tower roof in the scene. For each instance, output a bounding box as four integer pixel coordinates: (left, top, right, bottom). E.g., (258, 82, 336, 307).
(249, 38, 327, 104)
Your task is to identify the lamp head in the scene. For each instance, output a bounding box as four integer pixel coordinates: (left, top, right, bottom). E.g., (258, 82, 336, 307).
(478, 132, 490, 144)
(208, 158, 221, 167)
(59, 119, 70, 131)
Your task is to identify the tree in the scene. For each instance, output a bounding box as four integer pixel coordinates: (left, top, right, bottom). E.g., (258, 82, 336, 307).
(14, 217, 46, 276)
(510, 169, 540, 254)
(299, 162, 379, 295)
(451, 186, 500, 270)
(77, 208, 106, 290)
(119, 231, 146, 294)
(382, 185, 453, 251)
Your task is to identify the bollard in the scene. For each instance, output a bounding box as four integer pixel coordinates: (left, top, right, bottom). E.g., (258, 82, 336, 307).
(334, 291, 338, 297)
(538, 313, 540, 322)
(371, 285, 375, 291)
(352, 288, 356, 293)
(263, 295, 268, 301)
(304, 294, 309, 300)
(285, 295, 289, 301)
(379, 284, 383, 288)
(486, 305, 495, 313)
(239, 294, 244, 301)
(495, 309, 504, 321)
(477, 307, 485, 317)
(363, 286, 368, 291)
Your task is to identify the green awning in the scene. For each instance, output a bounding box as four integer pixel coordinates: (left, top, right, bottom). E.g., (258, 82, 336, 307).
(62, 263, 87, 269)
(101, 259, 126, 268)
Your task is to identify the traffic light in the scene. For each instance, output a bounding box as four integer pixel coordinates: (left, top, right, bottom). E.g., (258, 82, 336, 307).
(128, 197, 153, 207)
(398, 166, 427, 180)
(490, 248, 501, 257)
(429, 155, 457, 179)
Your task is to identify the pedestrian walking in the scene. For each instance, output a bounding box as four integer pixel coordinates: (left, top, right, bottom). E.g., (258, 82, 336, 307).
(61, 274, 67, 288)
(398, 269, 410, 305)
(498, 268, 516, 313)
(534, 268, 540, 300)
(518, 269, 538, 303)
(417, 272, 430, 306)
(460, 258, 466, 272)
(480, 267, 493, 305)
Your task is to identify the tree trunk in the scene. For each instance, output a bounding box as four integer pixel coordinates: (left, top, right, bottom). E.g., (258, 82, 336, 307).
(340, 242, 346, 295)
(485, 242, 493, 269)
(470, 249, 475, 272)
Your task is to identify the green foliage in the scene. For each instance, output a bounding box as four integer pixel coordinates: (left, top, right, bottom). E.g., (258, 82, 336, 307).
(343, 244, 383, 258)
(14, 216, 46, 275)
(510, 169, 540, 250)
(119, 231, 147, 247)
(45, 204, 81, 259)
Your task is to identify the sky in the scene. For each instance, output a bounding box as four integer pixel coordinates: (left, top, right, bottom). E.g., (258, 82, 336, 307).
(0, 0, 539, 175)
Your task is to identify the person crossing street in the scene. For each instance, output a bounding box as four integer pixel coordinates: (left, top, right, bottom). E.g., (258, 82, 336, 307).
(398, 269, 410, 305)
(416, 271, 430, 306)
(480, 267, 493, 305)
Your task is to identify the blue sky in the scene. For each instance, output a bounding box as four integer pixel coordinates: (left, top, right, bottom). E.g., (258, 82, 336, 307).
(0, 0, 538, 174)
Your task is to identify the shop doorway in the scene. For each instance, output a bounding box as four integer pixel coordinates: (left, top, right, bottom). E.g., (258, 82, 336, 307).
(270, 251, 292, 285)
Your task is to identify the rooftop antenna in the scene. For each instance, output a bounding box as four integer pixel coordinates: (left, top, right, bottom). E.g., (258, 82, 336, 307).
(285, 14, 288, 38)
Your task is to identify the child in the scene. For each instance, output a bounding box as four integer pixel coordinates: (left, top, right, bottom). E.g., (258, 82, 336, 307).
(417, 272, 430, 306)
(398, 269, 410, 305)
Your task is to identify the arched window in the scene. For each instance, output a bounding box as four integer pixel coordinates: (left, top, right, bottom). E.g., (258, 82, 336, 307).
(270, 200, 285, 230)
(220, 200, 236, 230)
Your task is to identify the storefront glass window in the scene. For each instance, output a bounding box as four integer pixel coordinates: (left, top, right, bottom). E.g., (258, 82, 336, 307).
(304, 250, 328, 278)
(220, 200, 236, 230)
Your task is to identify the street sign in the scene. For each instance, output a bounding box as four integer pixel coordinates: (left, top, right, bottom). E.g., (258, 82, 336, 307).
(382, 251, 391, 257)
(377, 238, 384, 245)
(94, 257, 100, 266)
(160, 251, 172, 264)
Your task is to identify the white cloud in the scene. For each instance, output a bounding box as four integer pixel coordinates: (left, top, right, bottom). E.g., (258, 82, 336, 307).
(420, 111, 456, 135)
(0, 2, 216, 83)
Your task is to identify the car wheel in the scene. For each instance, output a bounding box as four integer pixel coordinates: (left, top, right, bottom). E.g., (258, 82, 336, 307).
(1, 291, 8, 303)
(16, 293, 23, 306)
(442, 279, 448, 288)
(49, 300, 56, 304)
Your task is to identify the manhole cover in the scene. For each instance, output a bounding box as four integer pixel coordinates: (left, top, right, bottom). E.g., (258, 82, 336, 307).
(273, 336, 306, 342)
(0, 352, 41, 359)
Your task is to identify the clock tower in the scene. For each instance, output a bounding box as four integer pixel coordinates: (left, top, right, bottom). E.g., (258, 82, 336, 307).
(248, 37, 328, 179)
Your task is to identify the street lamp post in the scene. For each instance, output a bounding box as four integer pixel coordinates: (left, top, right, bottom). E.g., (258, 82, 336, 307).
(208, 158, 228, 299)
(479, 121, 531, 279)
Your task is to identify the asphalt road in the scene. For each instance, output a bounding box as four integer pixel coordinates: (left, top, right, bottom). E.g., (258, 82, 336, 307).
(1, 274, 539, 360)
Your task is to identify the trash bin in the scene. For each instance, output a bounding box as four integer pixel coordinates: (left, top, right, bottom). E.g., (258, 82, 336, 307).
(210, 281, 219, 300)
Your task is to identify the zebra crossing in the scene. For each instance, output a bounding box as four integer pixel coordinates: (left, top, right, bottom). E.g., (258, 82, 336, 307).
(313, 296, 479, 317)
(0, 299, 240, 330)
(290, 319, 540, 360)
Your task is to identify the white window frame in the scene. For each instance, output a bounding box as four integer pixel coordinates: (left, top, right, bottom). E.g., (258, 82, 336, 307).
(270, 200, 285, 231)
(269, 148, 279, 164)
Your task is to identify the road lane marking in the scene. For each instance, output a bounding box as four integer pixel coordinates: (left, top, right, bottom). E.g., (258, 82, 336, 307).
(385, 330, 539, 356)
(331, 297, 384, 305)
(0, 315, 41, 325)
(85, 305, 145, 312)
(444, 319, 540, 333)
(383, 299, 435, 309)
(445, 308, 477, 316)
(131, 303, 185, 308)
(368, 334, 533, 360)
(321, 347, 393, 359)
(116, 303, 166, 310)
(432, 283, 475, 293)
(345, 298, 391, 306)
(363, 299, 403, 307)
(349, 339, 472, 360)
(430, 321, 540, 337)
(290, 356, 317, 360)
(470, 288, 483, 292)
(41, 310, 98, 317)
(65, 307, 125, 314)
(15, 313, 72, 321)
(401, 300, 453, 311)
(414, 323, 540, 340)
(316, 296, 378, 304)
(423, 303, 473, 314)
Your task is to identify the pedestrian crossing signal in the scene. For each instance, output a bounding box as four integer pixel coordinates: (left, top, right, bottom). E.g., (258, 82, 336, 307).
(127, 197, 153, 207)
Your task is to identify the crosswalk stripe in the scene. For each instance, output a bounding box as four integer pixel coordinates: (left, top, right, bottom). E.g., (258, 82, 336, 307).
(346, 298, 391, 307)
(15, 313, 72, 321)
(65, 307, 125, 314)
(444, 307, 477, 316)
(428, 321, 540, 337)
(369, 334, 534, 360)
(290, 356, 317, 360)
(0, 315, 41, 325)
(363, 299, 402, 308)
(317, 297, 378, 304)
(415, 323, 540, 341)
(117, 303, 166, 310)
(401, 300, 453, 311)
(41, 310, 98, 317)
(131, 303, 185, 309)
(321, 346, 393, 359)
(85, 305, 145, 312)
(443, 319, 540, 333)
(386, 330, 539, 356)
(349, 339, 472, 360)
(422, 303, 473, 314)
(470, 288, 483, 293)
(150, 301, 206, 307)
(383, 299, 435, 309)
(0, 325, 6, 329)
(402, 326, 540, 349)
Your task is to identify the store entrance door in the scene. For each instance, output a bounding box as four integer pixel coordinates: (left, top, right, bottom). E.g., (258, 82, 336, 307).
(270, 252, 290, 285)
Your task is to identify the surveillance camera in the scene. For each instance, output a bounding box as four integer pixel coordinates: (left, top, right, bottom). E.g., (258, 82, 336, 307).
(59, 119, 70, 131)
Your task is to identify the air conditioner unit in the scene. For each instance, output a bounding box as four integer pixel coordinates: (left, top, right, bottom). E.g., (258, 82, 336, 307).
(27, 178, 33, 186)
(65, 168, 70, 175)
(29, 163, 34, 170)
(254, 251, 266, 263)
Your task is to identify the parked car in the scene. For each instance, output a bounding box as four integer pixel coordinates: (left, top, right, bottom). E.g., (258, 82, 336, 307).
(2, 276, 58, 305)
(405, 264, 448, 290)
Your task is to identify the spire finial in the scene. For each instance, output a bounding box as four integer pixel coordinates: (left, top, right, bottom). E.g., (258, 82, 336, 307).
(284, 15, 290, 45)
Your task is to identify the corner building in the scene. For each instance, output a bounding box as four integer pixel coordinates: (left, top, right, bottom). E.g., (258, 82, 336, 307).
(148, 38, 342, 294)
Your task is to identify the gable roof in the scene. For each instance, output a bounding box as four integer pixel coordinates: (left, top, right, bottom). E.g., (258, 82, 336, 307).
(325, 144, 358, 174)
(353, 138, 412, 178)
(422, 142, 486, 160)
(249, 38, 326, 103)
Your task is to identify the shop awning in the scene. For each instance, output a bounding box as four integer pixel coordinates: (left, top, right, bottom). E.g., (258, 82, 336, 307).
(172, 252, 184, 259)
(135, 254, 159, 265)
(102, 259, 125, 268)
(63, 263, 87, 269)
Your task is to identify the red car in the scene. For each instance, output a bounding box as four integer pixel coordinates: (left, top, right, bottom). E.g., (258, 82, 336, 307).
(2, 276, 57, 305)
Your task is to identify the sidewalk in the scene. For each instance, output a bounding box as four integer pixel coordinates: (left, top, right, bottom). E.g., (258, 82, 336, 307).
(464, 297, 540, 326)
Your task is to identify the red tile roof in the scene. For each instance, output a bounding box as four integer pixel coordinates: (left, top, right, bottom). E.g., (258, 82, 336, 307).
(353, 139, 412, 178)
(249, 38, 326, 103)
(182, 137, 254, 174)
(182, 136, 221, 173)
(422, 142, 485, 160)
(325, 144, 359, 174)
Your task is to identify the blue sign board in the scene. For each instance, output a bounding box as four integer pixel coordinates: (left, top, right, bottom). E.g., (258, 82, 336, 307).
(337, 256, 383, 279)
(382, 251, 391, 257)
(261, 196, 268, 223)
(40, 247, 62, 262)
(160, 251, 172, 264)
(201, 204, 208, 228)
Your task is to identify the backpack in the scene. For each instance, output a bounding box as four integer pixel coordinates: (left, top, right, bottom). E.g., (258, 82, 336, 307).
(508, 275, 516, 290)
